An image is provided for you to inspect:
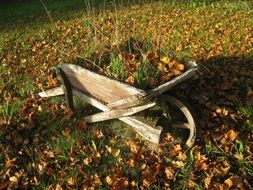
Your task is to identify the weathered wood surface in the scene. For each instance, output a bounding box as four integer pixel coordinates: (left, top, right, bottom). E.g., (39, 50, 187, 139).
(151, 61, 197, 94)
(84, 101, 156, 123)
(38, 86, 64, 97)
(73, 90, 162, 144)
(59, 64, 145, 104)
(38, 62, 198, 145)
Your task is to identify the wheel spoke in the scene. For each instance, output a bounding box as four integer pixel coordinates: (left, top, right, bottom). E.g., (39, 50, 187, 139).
(173, 122, 190, 129)
(156, 94, 197, 149)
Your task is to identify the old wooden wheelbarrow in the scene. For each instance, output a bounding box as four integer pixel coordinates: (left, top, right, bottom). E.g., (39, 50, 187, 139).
(39, 61, 198, 149)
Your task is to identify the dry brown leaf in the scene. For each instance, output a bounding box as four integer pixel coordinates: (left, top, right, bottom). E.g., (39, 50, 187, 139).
(67, 176, 77, 186)
(118, 52, 135, 62)
(195, 160, 209, 171)
(112, 177, 129, 190)
(204, 174, 213, 189)
(105, 175, 115, 186)
(165, 167, 174, 180)
(13, 133, 24, 146)
(76, 119, 88, 131)
(195, 152, 209, 171)
(43, 150, 55, 158)
(214, 165, 230, 177)
(224, 178, 233, 189)
(170, 144, 182, 157)
(186, 179, 197, 189)
(127, 159, 135, 168)
(220, 82, 233, 90)
(125, 76, 135, 85)
(148, 77, 158, 87)
(176, 63, 185, 71)
(0, 182, 9, 190)
(227, 129, 238, 141)
(106, 146, 120, 157)
(62, 127, 71, 139)
(61, 110, 73, 122)
(145, 51, 159, 64)
(83, 157, 92, 165)
(171, 69, 182, 76)
(125, 140, 140, 153)
(216, 107, 229, 118)
(234, 153, 244, 160)
(172, 160, 185, 168)
(95, 130, 104, 139)
(223, 176, 245, 190)
(93, 174, 102, 187)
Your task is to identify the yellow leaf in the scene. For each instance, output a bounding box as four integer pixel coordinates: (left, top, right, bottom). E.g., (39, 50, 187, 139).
(9, 176, 18, 182)
(234, 153, 244, 160)
(160, 56, 170, 64)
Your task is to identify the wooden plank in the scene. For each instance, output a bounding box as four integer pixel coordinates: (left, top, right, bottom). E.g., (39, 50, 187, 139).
(38, 86, 64, 97)
(85, 101, 156, 123)
(73, 90, 162, 144)
(151, 66, 197, 95)
(59, 64, 145, 104)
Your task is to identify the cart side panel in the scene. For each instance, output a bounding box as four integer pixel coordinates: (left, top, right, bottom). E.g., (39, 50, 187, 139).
(59, 64, 145, 104)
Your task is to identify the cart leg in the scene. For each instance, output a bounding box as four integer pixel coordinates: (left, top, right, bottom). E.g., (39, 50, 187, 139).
(59, 68, 74, 111)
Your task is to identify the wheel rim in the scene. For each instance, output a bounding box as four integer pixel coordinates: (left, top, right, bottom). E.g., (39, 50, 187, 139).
(157, 94, 197, 149)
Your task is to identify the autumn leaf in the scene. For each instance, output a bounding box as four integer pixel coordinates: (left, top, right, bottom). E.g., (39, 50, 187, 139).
(118, 52, 135, 62)
(61, 109, 73, 122)
(160, 56, 170, 64)
(220, 82, 233, 90)
(165, 167, 174, 180)
(125, 75, 135, 85)
(145, 51, 159, 64)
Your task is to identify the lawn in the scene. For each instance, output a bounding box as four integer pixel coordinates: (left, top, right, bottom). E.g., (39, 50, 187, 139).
(0, 0, 253, 189)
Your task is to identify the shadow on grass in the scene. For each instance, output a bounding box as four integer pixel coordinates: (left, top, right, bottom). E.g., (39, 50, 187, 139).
(0, 0, 158, 28)
(173, 55, 253, 141)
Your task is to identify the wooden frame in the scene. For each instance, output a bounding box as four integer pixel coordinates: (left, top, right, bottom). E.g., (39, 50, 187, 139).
(38, 61, 198, 146)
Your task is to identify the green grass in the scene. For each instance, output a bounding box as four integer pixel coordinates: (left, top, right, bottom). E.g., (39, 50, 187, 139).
(0, 99, 23, 125)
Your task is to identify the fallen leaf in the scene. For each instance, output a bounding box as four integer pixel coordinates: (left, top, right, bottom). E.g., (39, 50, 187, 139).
(176, 63, 185, 71)
(0, 182, 9, 190)
(220, 82, 233, 90)
(61, 110, 73, 122)
(165, 167, 174, 180)
(160, 56, 170, 64)
(125, 76, 135, 85)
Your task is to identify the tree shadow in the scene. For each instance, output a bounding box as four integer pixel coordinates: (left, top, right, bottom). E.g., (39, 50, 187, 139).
(173, 55, 253, 142)
(0, 0, 158, 29)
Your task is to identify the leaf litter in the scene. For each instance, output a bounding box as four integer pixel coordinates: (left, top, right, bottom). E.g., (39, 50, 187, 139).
(0, 1, 253, 189)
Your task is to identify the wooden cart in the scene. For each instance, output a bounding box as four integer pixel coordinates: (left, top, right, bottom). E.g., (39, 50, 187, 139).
(39, 61, 198, 149)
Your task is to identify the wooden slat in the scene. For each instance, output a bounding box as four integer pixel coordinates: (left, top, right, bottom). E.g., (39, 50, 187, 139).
(59, 64, 145, 104)
(151, 65, 197, 94)
(84, 101, 156, 123)
(73, 90, 162, 144)
(38, 86, 64, 97)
